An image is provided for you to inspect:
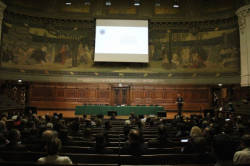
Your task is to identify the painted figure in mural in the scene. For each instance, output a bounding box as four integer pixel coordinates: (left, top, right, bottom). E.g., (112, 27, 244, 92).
(54, 44, 71, 65)
(77, 43, 86, 64)
(29, 46, 47, 64)
(161, 45, 168, 61)
(84, 45, 92, 64)
(220, 47, 239, 68)
(77, 43, 92, 65)
(153, 43, 162, 61)
(2, 47, 14, 63)
(181, 48, 191, 68)
(171, 53, 180, 67)
(189, 48, 207, 68)
(149, 44, 155, 61)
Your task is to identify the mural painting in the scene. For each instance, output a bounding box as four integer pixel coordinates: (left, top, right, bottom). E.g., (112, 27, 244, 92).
(1, 20, 94, 70)
(150, 28, 240, 73)
(0, 15, 240, 74)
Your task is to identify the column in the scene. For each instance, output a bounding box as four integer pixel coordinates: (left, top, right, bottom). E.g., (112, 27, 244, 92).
(236, 4, 250, 86)
(0, 1, 6, 43)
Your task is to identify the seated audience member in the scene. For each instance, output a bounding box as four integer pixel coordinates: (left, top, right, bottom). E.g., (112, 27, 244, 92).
(69, 118, 81, 136)
(110, 113, 116, 120)
(190, 126, 203, 137)
(42, 129, 58, 143)
(212, 134, 234, 166)
(121, 129, 147, 156)
(90, 116, 96, 127)
(148, 124, 176, 148)
(37, 137, 72, 165)
(182, 136, 208, 154)
(0, 121, 7, 146)
(181, 126, 208, 154)
(95, 118, 103, 128)
(123, 120, 132, 141)
(82, 127, 94, 141)
(104, 120, 112, 130)
(40, 129, 58, 151)
(233, 134, 250, 165)
(137, 120, 145, 142)
(175, 121, 188, 138)
(91, 133, 113, 154)
(0, 129, 27, 151)
(129, 112, 136, 121)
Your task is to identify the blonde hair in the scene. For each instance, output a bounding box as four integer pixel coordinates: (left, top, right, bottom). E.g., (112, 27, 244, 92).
(190, 126, 202, 137)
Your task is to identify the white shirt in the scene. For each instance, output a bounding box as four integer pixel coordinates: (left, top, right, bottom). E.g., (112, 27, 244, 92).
(38, 155, 72, 165)
(233, 148, 250, 165)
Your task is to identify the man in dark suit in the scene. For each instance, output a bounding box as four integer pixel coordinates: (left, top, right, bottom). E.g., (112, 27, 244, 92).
(176, 93, 184, 116)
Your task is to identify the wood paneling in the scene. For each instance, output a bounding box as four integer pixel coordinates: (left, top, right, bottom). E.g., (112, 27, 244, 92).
(29, 83, 212, 112)
(130, 85, 211, 111)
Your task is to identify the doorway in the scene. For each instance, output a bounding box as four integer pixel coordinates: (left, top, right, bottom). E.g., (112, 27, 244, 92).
(111, 86, 130, 106)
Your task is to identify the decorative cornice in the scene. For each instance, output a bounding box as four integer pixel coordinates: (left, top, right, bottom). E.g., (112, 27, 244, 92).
(236, 4, 250, 34)
(0, 67, 240, 85)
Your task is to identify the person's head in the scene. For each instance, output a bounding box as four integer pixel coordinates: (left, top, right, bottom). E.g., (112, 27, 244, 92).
(158, 124, 168, 138)
(0, 120, 6, 131)
(190, 126, 202, 138)
(8, 129, 21, 143)
(47, 137, 62, 155)
(42, 129, 58, 144)
(46, 122, 54, 129)
(137, 120, 145, 129)
(125, 120, 131, 126)
(130, 112, 135, 119)
(105, 121, 112, 130)
(128, 129, 141, 144)
(212, 134, 234, 161)
(82, 114, 87, 119)
(70, 120, 80, 132)
(241, 134, 250, 148)
(203, 127, 211, 137)
(95, 118, 103, 128)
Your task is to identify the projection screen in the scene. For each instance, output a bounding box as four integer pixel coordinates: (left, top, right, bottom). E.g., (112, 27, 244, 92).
(94, 19, 149, 63)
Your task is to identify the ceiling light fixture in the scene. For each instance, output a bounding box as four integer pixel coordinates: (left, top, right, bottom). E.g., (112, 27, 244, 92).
(84, 0, 91, 6)
(65, 1, 72, 5)
(173, 0, 179, 8)
(105, 0, 111, 6)
(134, 0, 140, 6)
(155, 0, 160, 7)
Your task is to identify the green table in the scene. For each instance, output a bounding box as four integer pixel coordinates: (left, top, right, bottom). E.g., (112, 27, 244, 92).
(75, 105, 164, 116)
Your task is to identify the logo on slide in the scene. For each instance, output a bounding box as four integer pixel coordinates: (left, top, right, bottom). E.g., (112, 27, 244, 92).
(99, 29, 105, 35)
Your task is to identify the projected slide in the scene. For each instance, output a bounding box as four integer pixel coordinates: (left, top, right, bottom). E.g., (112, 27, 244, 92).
(94, 19, 148, 63)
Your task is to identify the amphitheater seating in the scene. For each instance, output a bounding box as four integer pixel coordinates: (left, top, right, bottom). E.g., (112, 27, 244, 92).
(1, 116, 243, 165)
(0, 161, 217, 166)
(0, 151, 216, 165)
